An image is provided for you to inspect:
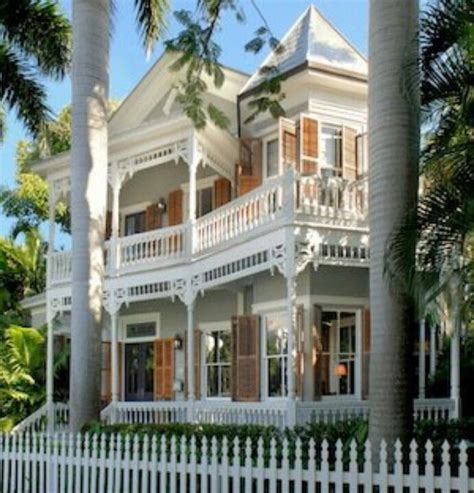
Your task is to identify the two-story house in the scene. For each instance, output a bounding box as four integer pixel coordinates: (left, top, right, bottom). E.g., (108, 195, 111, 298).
(19, 5, 455, 431)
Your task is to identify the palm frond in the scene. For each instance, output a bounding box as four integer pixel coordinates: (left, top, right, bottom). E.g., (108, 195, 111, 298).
(134, 0, 169, 53)
(0, 0, 71, 78)
(0, 43, 51, 135)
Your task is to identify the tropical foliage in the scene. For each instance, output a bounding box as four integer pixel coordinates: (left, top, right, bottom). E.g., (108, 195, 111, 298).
(0, 0, 70, 135)
(385, 0, 473, 326)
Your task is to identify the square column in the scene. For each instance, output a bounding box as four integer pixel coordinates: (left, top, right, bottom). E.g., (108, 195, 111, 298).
(188, 137, 199, 256)
(418, 319, 426, 399)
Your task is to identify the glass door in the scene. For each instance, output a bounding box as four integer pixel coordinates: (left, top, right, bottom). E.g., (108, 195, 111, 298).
(125, 342, 154, 401)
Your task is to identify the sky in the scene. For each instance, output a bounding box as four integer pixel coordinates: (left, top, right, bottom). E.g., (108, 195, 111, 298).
(0, 0, 369, 237)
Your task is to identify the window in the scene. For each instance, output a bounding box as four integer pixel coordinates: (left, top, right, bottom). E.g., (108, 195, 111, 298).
(196, 186, 213, 218)
(126, 322, 156, 340)
(265, 313, 288, 397)
(319, 311, 356, 396)
(204, 330, 231, 397)
(320, 126, 342, 178)
(265, 138, 279, 177)
(124, 211, 146, 236)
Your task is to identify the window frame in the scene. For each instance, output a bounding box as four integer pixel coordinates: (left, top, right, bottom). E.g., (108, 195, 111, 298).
(119, 312, 161, 343)
(319, 123, 343, 177)
(181, 175, 219, 220)
(200, 321, 232, 400)
(119, 202, 151, 237)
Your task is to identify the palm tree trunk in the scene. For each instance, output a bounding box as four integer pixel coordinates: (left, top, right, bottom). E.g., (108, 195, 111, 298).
(70, 0, 109, 431)
(368, 0, 419, 448)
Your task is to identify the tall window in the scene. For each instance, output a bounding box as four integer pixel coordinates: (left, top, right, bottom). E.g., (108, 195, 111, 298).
(204, 330, 231, 397)
(266, 138, 279, 177)
(196, 186, 213, 218)
(124, 211, 146, 236)
(320, 126, 342, 178)
(319, 311, 356, 396)
(265, 313, 288, 397)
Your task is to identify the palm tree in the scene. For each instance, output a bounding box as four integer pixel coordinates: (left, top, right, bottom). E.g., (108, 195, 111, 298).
(368, 0, 420, 448)
(0, 1, 70, 135)
(69, 0, 168, 431)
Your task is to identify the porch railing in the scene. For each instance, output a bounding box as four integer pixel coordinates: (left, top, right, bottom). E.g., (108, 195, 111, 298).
(48, 171, 369, 284)
(118, 223, 187, 271)
(12, 402, 69, 433)
(101, 401, 189, 425)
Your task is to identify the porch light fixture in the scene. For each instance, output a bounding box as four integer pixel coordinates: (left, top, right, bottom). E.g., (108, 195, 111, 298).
(157, 198, 167, 213)
(334, 363, 347, 377)
(174, 334, 183, 350)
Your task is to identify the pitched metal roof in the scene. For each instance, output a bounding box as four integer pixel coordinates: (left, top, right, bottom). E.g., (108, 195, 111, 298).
(240, 4, 367, 94)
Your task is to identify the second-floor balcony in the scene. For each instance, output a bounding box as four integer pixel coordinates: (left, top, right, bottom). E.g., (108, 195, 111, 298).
(49, 170, 368, 285)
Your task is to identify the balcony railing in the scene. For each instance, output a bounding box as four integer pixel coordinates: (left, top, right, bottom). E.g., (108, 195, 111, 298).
(48, 171, 369, 284)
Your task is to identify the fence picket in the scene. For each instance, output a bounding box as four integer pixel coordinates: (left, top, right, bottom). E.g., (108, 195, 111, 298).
(150, 435, 158, 493)
(348, 440, 358, 493)
(408, 440, 419, 492)
(441, 440, 451, 492)
(379, 440, 388, 493)
(113, 434, 122, 493)
(256, 437, 265, 493)
(231, 437, 240, 493)
(281, 438, 290, 493)
(200, 436, 209, 493)
(178, 435, 186, 493)
(142, 434, 150, 492)
(393, 440, 403, 493)
(169, 435, 177, 493)
(320, 439, 329, 493)
(159, 435, 167, 493)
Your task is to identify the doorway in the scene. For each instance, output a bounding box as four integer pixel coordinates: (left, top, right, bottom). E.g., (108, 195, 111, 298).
(124, 342, 154, 401)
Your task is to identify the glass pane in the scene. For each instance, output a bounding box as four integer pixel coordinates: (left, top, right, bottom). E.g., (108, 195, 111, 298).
(267, 358, 284, 397)
(266, 314, 287, 355)
(205, 333, 218, 363)
(266, 139, 279, 177)
(126, 322, 156, 339)
(144, 343, 154, 393)
(125, 211, 146, 236)
(200, 187, 213, 217)
(321, 126, 342, 175)
(340, 312, 356, 354)
(321, 311, 337, 353)
(219, 332, 231, 362)
(207, 366, 218, 397)
(221, 365, 231, 397)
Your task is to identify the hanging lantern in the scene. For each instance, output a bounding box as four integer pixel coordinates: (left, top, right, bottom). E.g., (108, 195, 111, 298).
(334, 363, 347, 376)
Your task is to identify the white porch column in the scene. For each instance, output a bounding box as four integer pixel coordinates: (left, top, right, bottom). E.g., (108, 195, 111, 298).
(188, 137, 199, 256)
(47, 194, 56, 284)
(46, 308, 55, 432)
(418, 319, 426, 399)
(109, 163, 122, 274)
(110, 311, 120, 405)
(450, 324, 461, 418)
(355, 309, 363, 400)
(429, 323, 437, 377)
(186, 298, 195, 421)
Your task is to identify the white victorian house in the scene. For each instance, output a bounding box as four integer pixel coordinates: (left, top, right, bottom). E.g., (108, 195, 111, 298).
(19, 5, 458, 431)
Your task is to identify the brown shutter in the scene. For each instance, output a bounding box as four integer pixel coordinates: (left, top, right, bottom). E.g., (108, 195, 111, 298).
(101, 341, 123, 403)
(295, 305, 304, 399)
(168, 189, 183, 226)
(236, 174, 260, 196)
(101, 341, 111, 403)
(231, 315, 260, 402)
(154, 338, 175, 400)
(362, 308, 371, 399)
(145, 203, 163, 231)
(236, 138, 262, 197)
(214, 178, 231, 208)
(300, 115, 319, 174)
(105, 211, 112, 240)
(342, 126, 358, 181)
(250, 139, 263, 183)
(313, 305, 323, 400)
(279, 117, 298, 171)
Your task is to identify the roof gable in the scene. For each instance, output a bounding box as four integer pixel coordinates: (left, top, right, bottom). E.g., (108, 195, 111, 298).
(240, 5, 367, 94)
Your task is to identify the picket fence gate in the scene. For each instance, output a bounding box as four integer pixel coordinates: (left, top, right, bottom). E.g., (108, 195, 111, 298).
(0, 432, 472, 493)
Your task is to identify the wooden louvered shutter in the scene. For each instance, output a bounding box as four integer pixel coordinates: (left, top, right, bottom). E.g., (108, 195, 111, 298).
(214, 178, 231, 208)
(300, 115, 319, 174)
(313, 305, 323, 400)
(250, 139, 263, 183)
(342, 126, 358, 181)
(231, 315, 260, 402)
(154, 338, 174, 400)
(101, 342, 112, 403)
(362, 308, 371, 399)
(295, 305, 304, 399)
(184, 330, 201, 400)
(145, 203, 163, 230)
(235, 138, 262, 197)
(105, 210, 112, 240)
(168, 189, 183, 226)
(279, 117, 298, 171)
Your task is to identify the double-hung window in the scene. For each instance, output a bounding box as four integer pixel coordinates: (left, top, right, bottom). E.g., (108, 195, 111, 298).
(320, 125, 342, 178)
(264, 313, 288, 397)
(320, 310, 356, 396)
(196, 186, 213, 218)
(204, 329, 231, 397)
(124, 211, 146, 236)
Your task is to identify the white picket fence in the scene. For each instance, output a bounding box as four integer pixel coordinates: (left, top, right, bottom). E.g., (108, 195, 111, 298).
(0, 432, 472, 493)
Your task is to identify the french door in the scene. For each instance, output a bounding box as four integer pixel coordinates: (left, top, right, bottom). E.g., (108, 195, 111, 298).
(124, 342, 154, 401)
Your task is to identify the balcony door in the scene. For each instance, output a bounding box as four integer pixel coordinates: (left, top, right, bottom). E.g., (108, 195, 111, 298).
(124, 342, 154, 401)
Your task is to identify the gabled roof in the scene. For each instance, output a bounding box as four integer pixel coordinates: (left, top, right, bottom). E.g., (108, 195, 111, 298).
(240, 4, 367, 95)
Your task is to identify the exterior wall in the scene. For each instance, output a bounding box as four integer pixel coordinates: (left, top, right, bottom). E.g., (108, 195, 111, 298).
(310, 266, 369, 300)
